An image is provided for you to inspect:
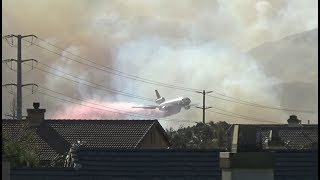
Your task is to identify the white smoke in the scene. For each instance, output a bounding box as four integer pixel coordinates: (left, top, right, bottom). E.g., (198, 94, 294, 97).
(2, 0, 318, 129)
(112, 38, 285, 127)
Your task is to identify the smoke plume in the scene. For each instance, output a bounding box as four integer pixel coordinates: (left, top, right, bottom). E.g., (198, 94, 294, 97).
(53, 100, 166, 119)
(2, 0, 318, 129)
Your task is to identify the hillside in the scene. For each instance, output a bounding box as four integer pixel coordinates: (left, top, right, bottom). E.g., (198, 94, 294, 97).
(249, 28, 318, 83)
(248, 28, 318, 117)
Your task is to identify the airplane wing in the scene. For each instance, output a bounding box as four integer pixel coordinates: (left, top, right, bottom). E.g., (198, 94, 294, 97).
(132, 105, 159, 109)
(189, 103, 198, 107)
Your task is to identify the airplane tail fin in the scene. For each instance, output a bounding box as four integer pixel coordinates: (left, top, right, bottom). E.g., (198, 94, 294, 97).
(155, 90, 165, 104)
(155, 90, 161, 99)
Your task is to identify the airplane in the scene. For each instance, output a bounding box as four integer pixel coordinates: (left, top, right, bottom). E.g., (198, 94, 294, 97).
(132, 90, 192, 116)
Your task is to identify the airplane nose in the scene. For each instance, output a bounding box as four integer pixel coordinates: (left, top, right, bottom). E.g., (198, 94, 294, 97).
(183, 98, 191, 104)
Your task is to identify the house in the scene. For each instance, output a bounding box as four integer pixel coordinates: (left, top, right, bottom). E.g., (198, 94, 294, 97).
(3, 104, 318, 180)
(226, 115, 318, 152)
(2, 103, 170, 164)
(223, 115, 318, 179)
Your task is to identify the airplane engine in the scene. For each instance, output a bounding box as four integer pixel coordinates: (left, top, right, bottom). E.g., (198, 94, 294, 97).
(159, 106, 167, 111)
(184, 105, 190, 110)
(155, 97, 165, 104)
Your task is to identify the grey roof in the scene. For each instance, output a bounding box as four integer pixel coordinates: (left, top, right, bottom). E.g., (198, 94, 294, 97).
(227, 124, 318, 151)
(2, 119, 168, 161)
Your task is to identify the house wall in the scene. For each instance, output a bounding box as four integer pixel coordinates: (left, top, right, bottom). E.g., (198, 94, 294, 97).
(2, 160, 10, 180)
(138, 126, 169, 149)
(9, 151, 318, 180)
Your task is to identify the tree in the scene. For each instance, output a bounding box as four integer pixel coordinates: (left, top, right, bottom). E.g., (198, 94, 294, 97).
(213, 121, 230, 148)
(166, 121, 230, 149)
(4, 95, 17, 119)
(2, 123, 40, 167)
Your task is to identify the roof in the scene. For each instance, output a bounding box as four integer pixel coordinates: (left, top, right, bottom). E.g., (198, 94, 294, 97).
(227, 124, 318, 151)
(2, 119, 169, 161)
(10, 149, 318, 180)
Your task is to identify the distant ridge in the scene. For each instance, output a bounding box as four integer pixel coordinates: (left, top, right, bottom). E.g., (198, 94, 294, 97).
(248, 28, 318, 82)
(247, 28, 318, 115)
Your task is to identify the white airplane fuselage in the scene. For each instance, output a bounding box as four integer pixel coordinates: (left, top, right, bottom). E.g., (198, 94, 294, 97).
(158, 97, 191, 113)
(132, 90, 192, 117)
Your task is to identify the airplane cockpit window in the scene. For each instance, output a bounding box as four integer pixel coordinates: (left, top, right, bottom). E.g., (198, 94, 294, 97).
(182, 98, 191, 104)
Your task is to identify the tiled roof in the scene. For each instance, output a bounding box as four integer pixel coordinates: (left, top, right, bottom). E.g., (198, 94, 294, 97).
(2, 119, 162, 161)
(227, 124, 318, 151)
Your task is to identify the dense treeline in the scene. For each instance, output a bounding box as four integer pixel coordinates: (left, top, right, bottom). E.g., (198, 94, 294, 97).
(166, 121, 230, 149)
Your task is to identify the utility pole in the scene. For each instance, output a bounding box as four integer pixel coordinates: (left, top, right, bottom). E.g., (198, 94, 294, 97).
(17, 35, 22, 120)
(196, 90, 213, 124)
(2, 34, 38, 119)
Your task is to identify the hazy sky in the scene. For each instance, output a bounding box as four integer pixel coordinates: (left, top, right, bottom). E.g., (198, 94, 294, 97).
(2, 0, 318, 128)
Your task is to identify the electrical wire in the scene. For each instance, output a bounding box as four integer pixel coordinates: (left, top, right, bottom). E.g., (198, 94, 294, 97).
(23, 87, 197, 124)
(34, 65, 282, 124)
(3, 36, 313, 124)
(23, 38, 199, 92)
(28, 38, 317, 114)
(33, 62, 313, 124)
(33, 86, 281, 124)
(31, 66, 282, 124)
(207, 94, 316, 113)
(37, 62, 154, 101)
(209, 106, 280, 123)
(23, 63, 154, 102)
(207, 109, 281, 124)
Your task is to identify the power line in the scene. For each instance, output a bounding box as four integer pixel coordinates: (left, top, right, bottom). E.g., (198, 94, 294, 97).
(36, 37, 200, 92)
(31, 66, 283, 124)
(28, 38, 275, 103)
(209, 106, 279, 123)
(24, 87, 197, 124)
(17, 66, 282, 124)
(195, 90, 212, 123)
(38, 86, 159, 119)
(40, 86, 282, 124)
(23, 38, 199, 92)
(207, 94, 316, 114)
(2, 34, 38, 119)
(24, 63, 154, 102)
(37, 62, 154, 101)
(3, 37, 298, 124)
(28, 62, 291, 124)
(29, 62, 279, 124)
(207, 109, 281, 124)
(36, 86, 280, 124)
(28, 38, 317, 114)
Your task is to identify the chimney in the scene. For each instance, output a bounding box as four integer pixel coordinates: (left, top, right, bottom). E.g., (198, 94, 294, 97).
(287, 115, 301, 127)
(26, 102, 46, 126)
